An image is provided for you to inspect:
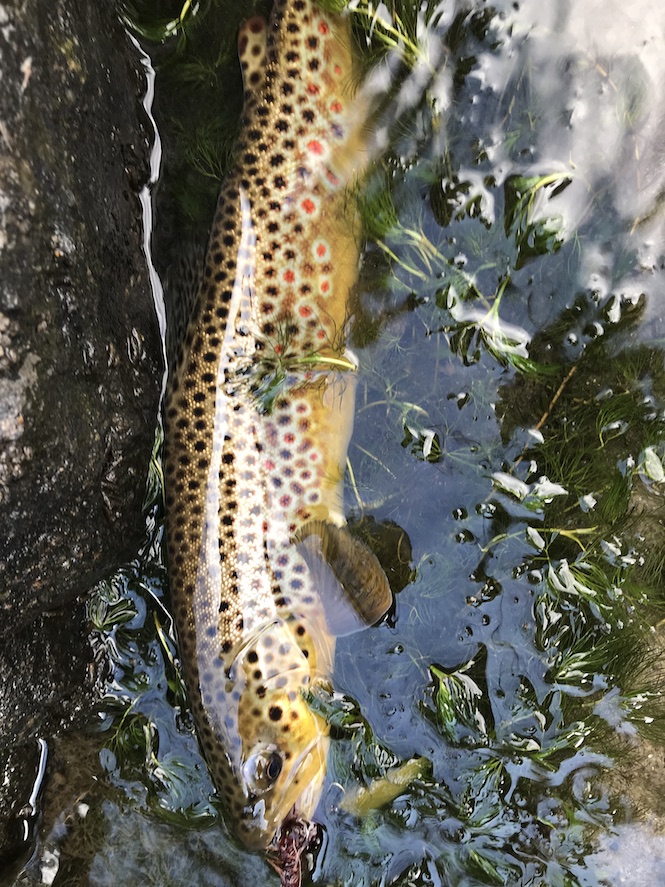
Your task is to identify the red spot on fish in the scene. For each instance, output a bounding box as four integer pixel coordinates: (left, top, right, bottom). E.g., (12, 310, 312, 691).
(307, 83, 320, 95)
(301, 198, 316, 214)
(307, 139, 324, 155)
(299, 305, 312, 317)
(284, 269, 295, 283)
(330, 100, 343, 113)
(316, 242, 327, 258)
(316, 330, 325, 339)
(318, 20, 330, 35)
(284, 433, 295, 443)
(275, 344, 284, 355)
(280, 494, 292, 507)
(326, 169, 340, 187)
(320, 280, 330, 293)
(266, 459, 276, 471)
(334, 64, 342, 76)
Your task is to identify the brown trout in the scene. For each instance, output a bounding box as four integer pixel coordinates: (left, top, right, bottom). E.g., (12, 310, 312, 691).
(163, 0, 391, 850)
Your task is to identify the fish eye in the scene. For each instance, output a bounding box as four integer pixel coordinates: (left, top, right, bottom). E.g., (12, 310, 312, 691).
(244, 748, 284, 793)
(266, 751, 283, 783)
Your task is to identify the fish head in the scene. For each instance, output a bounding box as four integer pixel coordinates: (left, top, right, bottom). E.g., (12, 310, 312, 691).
(232, 626, 329, 849)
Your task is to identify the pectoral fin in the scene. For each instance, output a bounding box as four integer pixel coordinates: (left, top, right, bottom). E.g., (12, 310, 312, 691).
(294, 520, 392, 636)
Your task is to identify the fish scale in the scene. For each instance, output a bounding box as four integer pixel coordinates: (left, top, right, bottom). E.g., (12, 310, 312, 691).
(163, 0, 390, 850)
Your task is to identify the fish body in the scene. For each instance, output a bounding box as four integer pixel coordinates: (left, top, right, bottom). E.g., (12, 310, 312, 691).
(163, 0, 390, 849)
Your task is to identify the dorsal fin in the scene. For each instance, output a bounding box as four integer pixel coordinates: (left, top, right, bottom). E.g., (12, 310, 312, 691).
(238, 16, 268, 97)
(294, 520, 393, 636)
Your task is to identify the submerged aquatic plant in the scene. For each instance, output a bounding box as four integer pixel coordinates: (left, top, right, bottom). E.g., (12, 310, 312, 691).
(503, 172, 571, 269)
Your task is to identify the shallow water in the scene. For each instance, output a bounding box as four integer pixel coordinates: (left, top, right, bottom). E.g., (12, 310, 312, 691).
(14, 1, 665, 885)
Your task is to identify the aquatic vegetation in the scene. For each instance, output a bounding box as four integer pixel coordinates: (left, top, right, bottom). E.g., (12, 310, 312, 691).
(503, 173, 571, 269)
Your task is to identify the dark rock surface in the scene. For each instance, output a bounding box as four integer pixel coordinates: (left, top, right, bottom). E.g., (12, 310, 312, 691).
(0, 0, 161, 874)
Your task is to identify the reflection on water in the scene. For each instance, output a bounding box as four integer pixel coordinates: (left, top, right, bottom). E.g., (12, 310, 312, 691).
(593, 825, 665, 886)
(14, 0, 665, 885)
(490, 0, 665, 345)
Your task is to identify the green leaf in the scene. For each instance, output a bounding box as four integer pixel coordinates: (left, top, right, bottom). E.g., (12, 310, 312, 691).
(430, 663, 489, 746)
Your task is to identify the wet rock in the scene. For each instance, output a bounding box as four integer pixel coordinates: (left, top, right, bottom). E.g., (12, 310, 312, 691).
(0, 0, 161, 874)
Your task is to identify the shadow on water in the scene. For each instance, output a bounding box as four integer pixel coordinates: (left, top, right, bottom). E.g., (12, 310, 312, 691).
(13, 0, 665, 885)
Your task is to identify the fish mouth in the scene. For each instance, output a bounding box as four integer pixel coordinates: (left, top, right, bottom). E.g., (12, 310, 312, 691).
(267, 746, 324, 855)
